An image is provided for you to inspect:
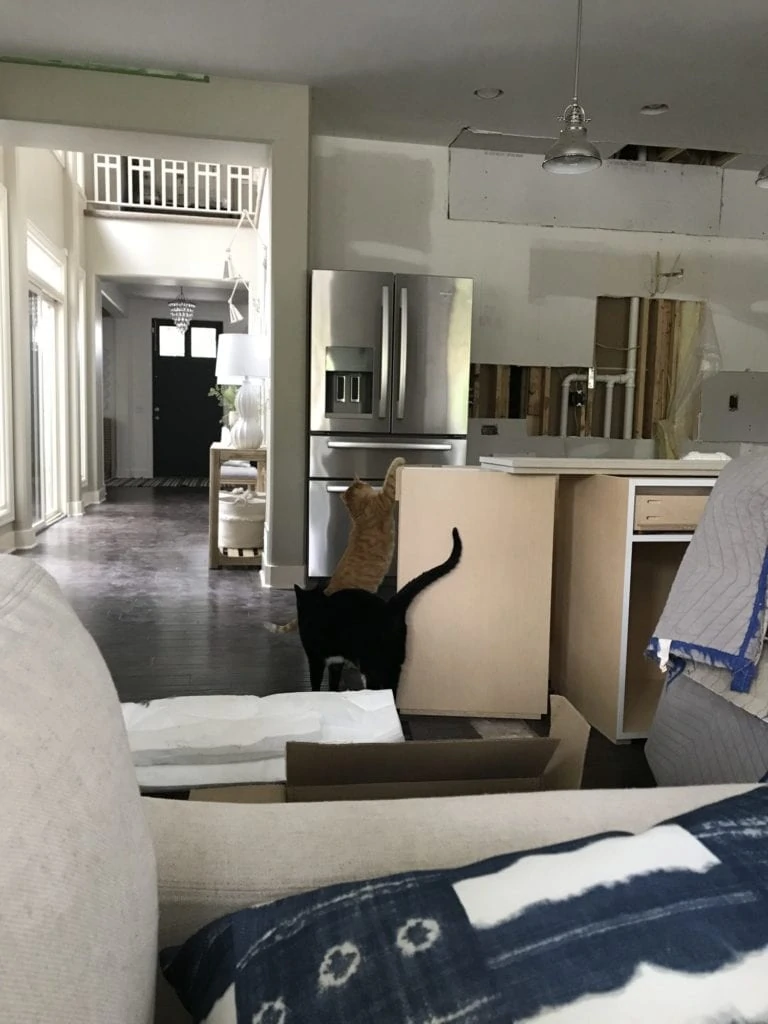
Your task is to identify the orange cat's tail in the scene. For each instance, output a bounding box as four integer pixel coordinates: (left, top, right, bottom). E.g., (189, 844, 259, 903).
(381, 457, 405, 503)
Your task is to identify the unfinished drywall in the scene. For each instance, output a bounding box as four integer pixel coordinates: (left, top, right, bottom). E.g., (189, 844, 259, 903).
(311, 136, 768, 372)
(449, 149, 768, 239)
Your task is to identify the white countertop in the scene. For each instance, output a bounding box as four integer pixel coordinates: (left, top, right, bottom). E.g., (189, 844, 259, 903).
(479, 456, 727, 477)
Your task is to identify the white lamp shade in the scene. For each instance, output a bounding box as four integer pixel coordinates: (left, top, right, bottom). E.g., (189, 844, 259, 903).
(215, 333, 270, 383)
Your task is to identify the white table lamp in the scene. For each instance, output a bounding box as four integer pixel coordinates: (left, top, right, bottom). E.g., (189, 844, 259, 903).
(216, 333, 270, 449)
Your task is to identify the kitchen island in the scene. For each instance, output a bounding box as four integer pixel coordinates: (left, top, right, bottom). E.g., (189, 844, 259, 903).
(396, 457, 724, 729)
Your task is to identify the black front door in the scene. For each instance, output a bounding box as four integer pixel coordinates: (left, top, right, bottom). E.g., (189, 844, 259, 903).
(152, 318, 223, 477)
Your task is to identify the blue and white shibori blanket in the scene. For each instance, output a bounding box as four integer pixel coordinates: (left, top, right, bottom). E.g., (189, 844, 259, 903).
(648, 454, 768, 716)
(162, 787, 768, 1023)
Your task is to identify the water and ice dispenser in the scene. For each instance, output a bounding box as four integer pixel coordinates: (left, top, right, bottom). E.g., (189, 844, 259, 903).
(325, 347, 374, 417)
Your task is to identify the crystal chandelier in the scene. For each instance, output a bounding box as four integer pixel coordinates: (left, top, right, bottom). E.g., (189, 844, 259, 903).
(168, 287, 195, 333)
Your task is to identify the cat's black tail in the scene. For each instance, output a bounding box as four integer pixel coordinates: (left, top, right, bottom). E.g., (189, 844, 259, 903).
(390, 527, 462, 617)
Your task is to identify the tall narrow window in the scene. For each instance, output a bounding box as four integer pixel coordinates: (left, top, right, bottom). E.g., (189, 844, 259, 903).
(0, 187, 11, 526)
(29, 290, 63, 527)
(78, 272, 88, 485)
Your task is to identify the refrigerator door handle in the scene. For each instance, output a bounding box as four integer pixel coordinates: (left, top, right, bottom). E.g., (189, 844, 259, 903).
(396, 286, 408, 419)
(379, 285, 390, 419)
(326, 485, 350, 493)
(327, 440, 453, 452)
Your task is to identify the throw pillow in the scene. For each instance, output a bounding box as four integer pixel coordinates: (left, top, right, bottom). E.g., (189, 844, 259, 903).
(161, 788, 768, 1023)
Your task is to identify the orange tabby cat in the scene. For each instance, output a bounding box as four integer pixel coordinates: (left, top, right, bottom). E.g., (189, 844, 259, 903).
(265, 456, 405, 634)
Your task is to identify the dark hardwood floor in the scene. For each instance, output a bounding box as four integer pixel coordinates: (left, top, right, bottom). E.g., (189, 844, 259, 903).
(20, 487, 310, 702)
(21, 486, 654, 788)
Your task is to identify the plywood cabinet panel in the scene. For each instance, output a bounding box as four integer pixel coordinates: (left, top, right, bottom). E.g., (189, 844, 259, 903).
(396, 467, 555, 718)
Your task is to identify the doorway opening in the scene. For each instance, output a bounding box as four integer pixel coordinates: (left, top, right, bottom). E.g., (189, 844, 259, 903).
(152, 317, 223, 477)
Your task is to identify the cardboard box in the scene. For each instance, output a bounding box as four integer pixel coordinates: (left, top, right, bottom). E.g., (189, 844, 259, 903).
(189, 696, 588, 803)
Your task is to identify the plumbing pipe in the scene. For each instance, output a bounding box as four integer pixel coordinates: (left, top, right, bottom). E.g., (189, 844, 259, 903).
(623, 296, 640, 439)
(560, 372, 586, 438)
(560, 372, 632, 437)
(603, 381, 615, 438)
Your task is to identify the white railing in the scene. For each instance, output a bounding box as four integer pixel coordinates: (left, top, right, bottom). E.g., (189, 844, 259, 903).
(89, 155, 263, 216)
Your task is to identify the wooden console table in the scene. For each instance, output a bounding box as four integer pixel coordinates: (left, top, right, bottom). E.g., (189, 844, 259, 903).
(208, 444, 267, 569)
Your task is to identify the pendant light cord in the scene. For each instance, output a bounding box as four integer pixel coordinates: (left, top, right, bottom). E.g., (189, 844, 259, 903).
(572, 0, 583, 104)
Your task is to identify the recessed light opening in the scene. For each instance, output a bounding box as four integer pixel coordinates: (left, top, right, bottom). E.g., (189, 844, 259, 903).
(640, 103, 670, 115)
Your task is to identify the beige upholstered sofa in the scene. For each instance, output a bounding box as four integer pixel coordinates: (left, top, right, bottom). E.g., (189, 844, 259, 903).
(0, 553, 755, 1024)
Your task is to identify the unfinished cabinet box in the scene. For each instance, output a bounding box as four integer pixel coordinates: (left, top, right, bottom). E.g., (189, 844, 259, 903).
(550, 475, 715, 743)
(396, 466, 555, 718)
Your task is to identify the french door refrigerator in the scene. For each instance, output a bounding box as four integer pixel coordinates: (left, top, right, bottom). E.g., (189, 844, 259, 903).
(308, 269, 473, 578)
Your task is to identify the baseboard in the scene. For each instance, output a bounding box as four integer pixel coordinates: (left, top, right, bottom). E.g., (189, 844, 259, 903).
(260, 563, 306, 590)
(11, 527, 36, 550)
(82, 489, 106, 507)
(66, 500, 84, 517)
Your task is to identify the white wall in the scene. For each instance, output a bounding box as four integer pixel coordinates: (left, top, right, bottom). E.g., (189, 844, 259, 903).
(102, 314, 116, 419)
(87, 217, 261, 285)
(16, 148, 65, 249)
(311, 136, 768, 371)
(113, 298, 245, 478)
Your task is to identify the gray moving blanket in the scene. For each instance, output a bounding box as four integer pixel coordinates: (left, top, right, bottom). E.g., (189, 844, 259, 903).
(646, 673, 768, 785)
(648, 454, 768, 695)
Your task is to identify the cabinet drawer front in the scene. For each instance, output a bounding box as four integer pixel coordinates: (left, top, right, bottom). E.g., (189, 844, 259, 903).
(634, 493, 709, 532)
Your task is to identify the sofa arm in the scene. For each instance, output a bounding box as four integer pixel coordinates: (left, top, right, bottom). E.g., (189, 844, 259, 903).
(144, 783, 753, 950)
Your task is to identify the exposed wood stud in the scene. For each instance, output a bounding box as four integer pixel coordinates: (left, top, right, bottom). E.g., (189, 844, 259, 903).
(542, 368, 553, 435)
(633, 298, 650, 438)
(651, 299, 675, 437)
(495, 365, 511, 418)
(527, 366, 544, 435)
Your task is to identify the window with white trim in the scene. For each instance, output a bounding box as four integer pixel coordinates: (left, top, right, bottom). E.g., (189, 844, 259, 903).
(77, 271, 88, 485)
(28, 289, 64, 527)
(0, 186, 13, 527)
(26, 227, 66, 530)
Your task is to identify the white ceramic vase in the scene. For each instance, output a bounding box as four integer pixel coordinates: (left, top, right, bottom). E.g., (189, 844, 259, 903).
(229, 378, 264, 449)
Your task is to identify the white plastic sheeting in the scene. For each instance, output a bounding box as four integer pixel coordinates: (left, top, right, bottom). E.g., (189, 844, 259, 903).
(122, 691, 404, 790)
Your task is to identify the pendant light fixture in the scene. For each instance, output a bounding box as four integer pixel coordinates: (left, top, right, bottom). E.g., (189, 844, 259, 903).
(168, 287, 196, 333)
(543, 0, 602, 175)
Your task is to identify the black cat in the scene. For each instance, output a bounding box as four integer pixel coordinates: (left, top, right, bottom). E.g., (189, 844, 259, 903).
(294, 528, 462, 694)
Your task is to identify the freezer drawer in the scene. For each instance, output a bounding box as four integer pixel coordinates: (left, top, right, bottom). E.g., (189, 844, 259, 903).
(308, 478, 399, 579)
(309, 435, 467, 480)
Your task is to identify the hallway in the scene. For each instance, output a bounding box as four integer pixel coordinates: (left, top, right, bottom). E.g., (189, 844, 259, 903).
(20, 488, 309, 702)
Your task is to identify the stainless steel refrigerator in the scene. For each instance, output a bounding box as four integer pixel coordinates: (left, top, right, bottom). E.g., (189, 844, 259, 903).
(308, 269, 473, 577)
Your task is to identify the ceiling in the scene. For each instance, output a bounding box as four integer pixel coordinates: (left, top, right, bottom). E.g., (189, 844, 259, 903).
(5, 0, 768, 157)
(103, 277, 246, 304)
